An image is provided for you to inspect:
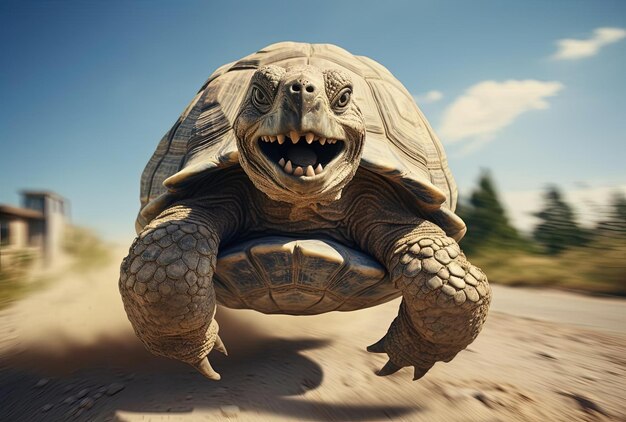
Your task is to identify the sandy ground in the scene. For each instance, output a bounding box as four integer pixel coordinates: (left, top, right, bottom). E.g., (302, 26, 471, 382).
(0, 246, 625, 422)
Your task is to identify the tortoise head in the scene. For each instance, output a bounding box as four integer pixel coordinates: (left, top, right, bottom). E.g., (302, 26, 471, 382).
(234, 65, 365, 205)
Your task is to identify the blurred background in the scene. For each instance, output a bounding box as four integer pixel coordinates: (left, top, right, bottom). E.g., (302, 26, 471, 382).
(0, 1, 624, 421)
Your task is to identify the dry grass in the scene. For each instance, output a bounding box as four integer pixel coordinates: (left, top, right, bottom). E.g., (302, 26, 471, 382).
(62, 225, 111, 271)
(0, 226, 111, 309)
(0, 249, 40, 309)
(469, 238, 626, 296)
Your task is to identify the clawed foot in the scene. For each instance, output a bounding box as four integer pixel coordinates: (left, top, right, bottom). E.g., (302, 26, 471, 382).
(213, 334, 228, 356)
(193, 357, 221, 381)
(365, 227, 490, 382)
(367, 335, 433, 380)
(192, 334, 228, 381)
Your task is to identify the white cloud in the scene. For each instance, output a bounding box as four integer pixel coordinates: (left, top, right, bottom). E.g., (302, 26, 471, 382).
(500, 185, 626, 232)
(413, 90, 443, 104)
(439, 80, 564, 152)
(552, 27, 626, 60)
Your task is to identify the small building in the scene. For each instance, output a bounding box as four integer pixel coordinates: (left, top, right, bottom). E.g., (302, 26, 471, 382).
(0, 191, 69, 268)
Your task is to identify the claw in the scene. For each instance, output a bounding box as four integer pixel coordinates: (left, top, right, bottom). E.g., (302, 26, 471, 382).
(413, 364, 433, 381)
(213, 334, 228, 356)
(366, 336, 386, 353)
(192, 356, 221, 381)
(377, 359, 402, 376)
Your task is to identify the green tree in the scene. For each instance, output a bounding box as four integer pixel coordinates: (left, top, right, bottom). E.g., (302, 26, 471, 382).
(457, 170, 527, 253)
(532, 186, 588, 255)
(595, 191, 626, 239)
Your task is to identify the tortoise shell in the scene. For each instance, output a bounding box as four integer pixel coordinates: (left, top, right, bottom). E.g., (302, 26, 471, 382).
(137, 42, 464, 238)
(135, 42, 465, 314)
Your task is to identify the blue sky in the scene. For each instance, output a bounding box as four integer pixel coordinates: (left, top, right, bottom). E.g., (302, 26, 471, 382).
(1, 0, 625, 239)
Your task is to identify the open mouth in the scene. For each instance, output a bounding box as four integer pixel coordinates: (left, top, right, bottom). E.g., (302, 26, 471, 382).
(257, 131, 344, 177)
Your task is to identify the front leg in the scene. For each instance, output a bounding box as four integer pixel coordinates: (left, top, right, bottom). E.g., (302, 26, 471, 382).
(364, 220, 491, 380)
(119, 201, 241, 380)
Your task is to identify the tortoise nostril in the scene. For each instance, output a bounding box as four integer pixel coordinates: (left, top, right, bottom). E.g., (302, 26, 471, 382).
(290, 82, 315, 95)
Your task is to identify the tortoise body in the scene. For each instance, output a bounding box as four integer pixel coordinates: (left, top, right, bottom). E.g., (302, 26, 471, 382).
(120, 42, 491, 382)
(138, 42, 464, 315)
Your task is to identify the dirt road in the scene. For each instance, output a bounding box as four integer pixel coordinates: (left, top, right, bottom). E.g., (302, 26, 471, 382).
(0, 247, 624, 421)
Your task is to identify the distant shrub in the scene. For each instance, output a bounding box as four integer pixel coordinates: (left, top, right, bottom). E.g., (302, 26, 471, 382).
(458, 170, 533, 254)
(0, 248, 37, 308)
(460, 173, 626, 296)
(62, 225, 110, 270)
(532, 186, 590, 255)
(468, 238, 626, 296)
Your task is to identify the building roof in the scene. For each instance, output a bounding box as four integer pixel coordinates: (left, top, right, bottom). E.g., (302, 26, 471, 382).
(20, 190, 66, 202)
(0, 205, 44, 219)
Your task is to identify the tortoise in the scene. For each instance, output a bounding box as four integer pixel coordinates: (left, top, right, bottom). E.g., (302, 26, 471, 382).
(119, 42, 491, 381)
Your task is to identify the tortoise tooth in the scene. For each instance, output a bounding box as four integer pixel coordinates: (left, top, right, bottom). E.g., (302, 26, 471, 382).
(377, 360, 401, 376)
(305, 132, 314, 144)
(284, 160, 293, 174)
(269, 135, 277, 142)
(277, 134, 285, 144)
(366, 336, 386, 353)
(213, 335, 228, 356)
(289, 131, 299, 143)
(305, 165, 315, 177)
(319, 137, 326, 145)
(278, 158, 286, 167)
(192, 357, 221, 381)
(314, 163, 323, 174)
(293, 166, 304, 176)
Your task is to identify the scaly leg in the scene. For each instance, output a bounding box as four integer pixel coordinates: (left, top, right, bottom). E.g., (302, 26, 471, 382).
(362, 219, 491, 380)
(119, 201, 240, 380)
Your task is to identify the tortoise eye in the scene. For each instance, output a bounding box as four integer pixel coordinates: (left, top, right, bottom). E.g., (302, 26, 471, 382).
(333, 87, 352, 111)
(252, 86, 271, 112)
